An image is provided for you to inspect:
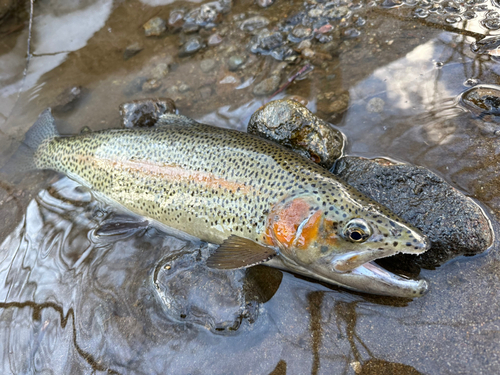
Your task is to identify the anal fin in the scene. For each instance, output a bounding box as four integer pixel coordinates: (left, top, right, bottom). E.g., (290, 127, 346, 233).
(207, 235, 277, 270)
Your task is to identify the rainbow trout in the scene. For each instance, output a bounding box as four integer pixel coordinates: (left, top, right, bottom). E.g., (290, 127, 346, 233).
(10, 109, 430, 297)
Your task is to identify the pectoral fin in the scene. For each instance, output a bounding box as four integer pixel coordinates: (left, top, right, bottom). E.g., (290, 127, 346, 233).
(207, 236, 278, 270)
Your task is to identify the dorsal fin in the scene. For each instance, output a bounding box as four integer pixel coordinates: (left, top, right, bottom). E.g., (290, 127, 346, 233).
(207, 235, 277, 270)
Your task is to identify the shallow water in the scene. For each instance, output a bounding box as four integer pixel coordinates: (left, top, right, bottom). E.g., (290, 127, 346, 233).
(0, 0, 500, 374)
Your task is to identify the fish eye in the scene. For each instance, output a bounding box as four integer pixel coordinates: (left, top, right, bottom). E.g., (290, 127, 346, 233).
(343, 218, 372, 243)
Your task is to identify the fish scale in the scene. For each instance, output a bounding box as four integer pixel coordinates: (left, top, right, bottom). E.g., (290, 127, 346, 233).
(12, 109, 431, 297)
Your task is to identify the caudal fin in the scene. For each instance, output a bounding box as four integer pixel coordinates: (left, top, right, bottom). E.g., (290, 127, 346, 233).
(1, 109, 59, 174)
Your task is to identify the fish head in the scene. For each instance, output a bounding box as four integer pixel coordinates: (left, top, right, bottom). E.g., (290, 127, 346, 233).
(264, 191, 431, 297)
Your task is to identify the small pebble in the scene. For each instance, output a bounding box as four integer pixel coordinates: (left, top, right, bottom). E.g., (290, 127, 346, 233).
(257, 0, 275, 7)
(179, 36, 204, 57)
(179, 83, 191, 93)
(200, 58, 217, 73)
(123, 42, 143, 60)
(208, 33, 223, 46)
(142, 79, 162, 92)
(168, 9, 185, 29)
(228, 54, 247, 71)
(143, 17, 166, 37)
(252, 75, 281, 96)
(119, 98, 176, 128)
(240, 16, 270, 32)
(150, 63, 169, 80)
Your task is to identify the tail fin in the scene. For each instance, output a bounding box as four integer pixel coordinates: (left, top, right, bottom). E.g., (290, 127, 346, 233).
(1, 109, 59, 174)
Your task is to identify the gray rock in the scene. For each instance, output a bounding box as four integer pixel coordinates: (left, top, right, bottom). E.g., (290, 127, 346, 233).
(143, 17, 166, 37)
(252, 75, 281, 96)
(227, 54, 246, 71)
(119, 98, 176, 128)
(123, 42, 143, 60)
(240, 16, 270, 32)
(247, 99, 345, 169)
(200, 58, 217, 72)
(168, 9, 185, 30)
(208, 33, 223, 46)
(179, 36, 205, 57)
(257, 0, 275, 7)
(150, 63, 169, 80)
(142, 79, 162, 92)
(248, 29, 284, 55)
(178, 83, 191, 93)
(51, 86, 84, 113)
(332, 157, 493, 269)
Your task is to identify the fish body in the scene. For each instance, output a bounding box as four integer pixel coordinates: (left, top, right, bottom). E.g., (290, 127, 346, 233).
(13, 110, 430, 297)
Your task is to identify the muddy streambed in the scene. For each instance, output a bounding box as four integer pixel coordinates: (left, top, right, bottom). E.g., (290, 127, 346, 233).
(0, 0, 500, 374)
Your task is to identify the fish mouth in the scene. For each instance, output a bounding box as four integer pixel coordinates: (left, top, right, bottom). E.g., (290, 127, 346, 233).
(348, 261, 428, 297)
(265, 256, 428, 298)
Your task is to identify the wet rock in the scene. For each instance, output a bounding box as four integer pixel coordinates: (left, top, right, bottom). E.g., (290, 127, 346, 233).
(325, 92, 350, 115)
(248, 29, 284, 55)
(471, 36, 500, 56)
(270, 46, 298, 62)
(323, 6, 350, 20)
(51, 86, 84, 113)
(183, 0, 231, 30)
(200, 58, 217, 72)
(288, 25, 313, 43)
(208, 33, 223, 46)
(257, 0, 275, 7)
(332, 157, 493, 269)
(119, 98, 176, 128)
(123, 42, 143, 60)
(295, 39, 312, 51)
(200, 86, 212, 99)
(179, 36, 204, 57)
(143, 17, 166, 37)
(316, 34, 333, 43)
(168, 9, 185, 30)
(227, 54, 247, 71)
(150, 63, 169, 80)
(142, 79, 162, 92)
(240, 16, 270, 32)
(252, 75, 281, 96)
(458, 84, 500, 119)
(248, 99, 345, 168)
(178, 83, 191, 93)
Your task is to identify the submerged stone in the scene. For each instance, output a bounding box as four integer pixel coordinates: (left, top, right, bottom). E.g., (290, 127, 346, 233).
(123, 42, 143, 60)
(179, 36, 205, 57)
(119, 98, 176, 128)
(332, 157, 493, 269)
(248, 99, 345, 169)
(458, 84, 500, 119)
(143, 17, 166, 37)
(51, 86, 84, 113)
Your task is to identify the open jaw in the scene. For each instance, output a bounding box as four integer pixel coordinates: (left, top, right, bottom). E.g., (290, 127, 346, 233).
(265, 257, 428, 298)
